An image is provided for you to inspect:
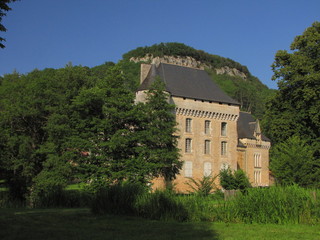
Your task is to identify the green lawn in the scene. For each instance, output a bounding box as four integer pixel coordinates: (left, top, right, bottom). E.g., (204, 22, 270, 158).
(0, 208, 319, 240)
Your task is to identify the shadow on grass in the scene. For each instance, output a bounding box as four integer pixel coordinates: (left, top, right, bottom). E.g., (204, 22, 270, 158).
(0, 208, 220, 240)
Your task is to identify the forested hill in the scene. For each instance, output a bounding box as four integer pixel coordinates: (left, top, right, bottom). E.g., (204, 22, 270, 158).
(119, 42, 276, 118)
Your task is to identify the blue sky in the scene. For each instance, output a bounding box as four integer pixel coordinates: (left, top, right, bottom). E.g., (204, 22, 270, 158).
(1, 0, 319, 89)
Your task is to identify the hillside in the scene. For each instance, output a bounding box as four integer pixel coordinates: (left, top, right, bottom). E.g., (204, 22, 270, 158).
(118, 42, 275, 118)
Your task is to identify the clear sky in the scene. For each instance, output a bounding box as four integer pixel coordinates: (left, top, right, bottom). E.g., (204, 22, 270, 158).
(1, 0, 319, 89)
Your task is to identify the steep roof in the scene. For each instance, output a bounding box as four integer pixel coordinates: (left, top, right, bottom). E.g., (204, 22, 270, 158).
(138, 63, 239, 105)
(237, 112, 270, 142)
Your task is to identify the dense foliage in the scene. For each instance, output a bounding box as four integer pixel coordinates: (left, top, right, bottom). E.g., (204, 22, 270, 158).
(270, 136, 320, 188)
(219, 168, 251, 191)
(0, 64, 181, 202)
(263, 21, 320, 187)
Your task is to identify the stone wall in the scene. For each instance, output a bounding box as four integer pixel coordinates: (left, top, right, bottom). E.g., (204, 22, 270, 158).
(151, 96, 240, 192)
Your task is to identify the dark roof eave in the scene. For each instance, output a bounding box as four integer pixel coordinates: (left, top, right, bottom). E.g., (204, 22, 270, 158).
(171, 94, 240, 106)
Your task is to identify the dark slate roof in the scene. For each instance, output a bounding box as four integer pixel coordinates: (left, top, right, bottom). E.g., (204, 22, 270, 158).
(138, 63, 239, 105)
(237, 112, 270, 142)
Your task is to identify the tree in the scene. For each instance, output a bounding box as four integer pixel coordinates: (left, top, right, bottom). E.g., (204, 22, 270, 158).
(0, 66, 95, 201)
(0, 0, 19, 48)
(263, 21, 320, 146)
(139, 78, 182, 188)
(270, 136, 320, 188)
(263, 22, 320, 187)
(66, 67, 181, 190)
(67, 65, 148, 188)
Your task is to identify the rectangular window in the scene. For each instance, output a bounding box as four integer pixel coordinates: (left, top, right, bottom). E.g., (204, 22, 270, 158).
(204, 120, 211, 134)
(186, 118, 192, 133)
(185, 138, 192, 153)
(221, 122, 227, 136)
(204, 140, 210, 154)
(254, 153, 262, 168)
(204, 162, 212, 177)
(185, 161, 193, 177)
(221, 141, 227, 156)
(254, 170, 261, 184)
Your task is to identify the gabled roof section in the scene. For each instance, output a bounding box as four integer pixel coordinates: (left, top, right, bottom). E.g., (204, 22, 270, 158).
(237, 112, 270, 142)
(138, 63, 239, 105)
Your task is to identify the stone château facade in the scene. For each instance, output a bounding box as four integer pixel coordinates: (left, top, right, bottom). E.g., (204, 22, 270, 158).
(136, 62, 270, 192)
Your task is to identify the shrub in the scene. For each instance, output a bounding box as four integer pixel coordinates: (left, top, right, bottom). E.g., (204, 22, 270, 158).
(186, 175, 218, 196)
(219, 168, 251, 191)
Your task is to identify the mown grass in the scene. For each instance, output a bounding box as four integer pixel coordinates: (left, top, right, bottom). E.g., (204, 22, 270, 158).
(0, 208, 319, 240)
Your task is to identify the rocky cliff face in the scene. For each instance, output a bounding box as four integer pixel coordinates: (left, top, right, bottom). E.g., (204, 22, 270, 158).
(215, 66, 247, 80)
(130, 55, 247, 80)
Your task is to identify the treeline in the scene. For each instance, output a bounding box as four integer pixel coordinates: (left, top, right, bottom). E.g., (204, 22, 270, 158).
(0, 64, 180, 204)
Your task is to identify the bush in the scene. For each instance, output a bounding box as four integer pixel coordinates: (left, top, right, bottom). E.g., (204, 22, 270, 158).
(219, 168, 251, 191)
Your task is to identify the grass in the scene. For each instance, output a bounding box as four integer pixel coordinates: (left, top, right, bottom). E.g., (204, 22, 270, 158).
(0, 208, 319, 240)
(217, 185, 320, 224)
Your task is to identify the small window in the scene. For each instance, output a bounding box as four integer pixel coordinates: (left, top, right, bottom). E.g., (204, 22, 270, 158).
(221, 122, 227, 136)
(204, 120, 211, 134)
(186, 118, 192, 133)
(185, 161, 193, 177)
(204, 162, 212, 177)
(185, 138, 192, 153)
(254, 153, 262, 168)
(221, 141, 227, 156)
(254, 170, 261, 184)
(204, 140, 210, 154)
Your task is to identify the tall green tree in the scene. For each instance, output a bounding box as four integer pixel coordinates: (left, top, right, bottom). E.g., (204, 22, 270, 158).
(140, 79, 182, 187)
(263, 21, 320, 145)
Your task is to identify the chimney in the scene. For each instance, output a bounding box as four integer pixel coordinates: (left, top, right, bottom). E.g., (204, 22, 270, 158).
(140, 64, 152, 84)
